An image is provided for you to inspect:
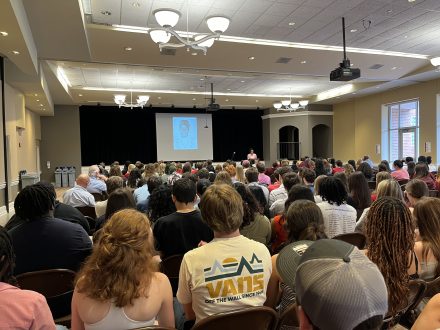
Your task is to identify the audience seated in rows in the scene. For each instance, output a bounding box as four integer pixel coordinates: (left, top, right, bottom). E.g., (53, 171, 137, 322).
(391, 159, 410, 180)
(153, 178, 213, 259)
(245, 167, 269, 202)
(371, 171, 392, 202)
(9, 183, 92, 275)
(95, 176, 124, 218)
(0, 227, 56, 329)
(268, 167, 293, 206)
(269, 173, 300, 217)
(63, 174, 95, 208)
(72, 209, 174, 329)
(87, 165, 107, 194)
(405, 179, 429, 208)
(177, 184, 272, 326)
(96, 188, 136, 231)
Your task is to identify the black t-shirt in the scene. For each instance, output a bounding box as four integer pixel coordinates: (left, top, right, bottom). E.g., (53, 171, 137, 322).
(8, 216, 93, 275)
(153, 210, 214, 258)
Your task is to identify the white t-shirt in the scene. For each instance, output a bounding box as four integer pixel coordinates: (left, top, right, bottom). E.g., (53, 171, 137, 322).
(176, 235, 272, 323)
(317, 201, 357, 238)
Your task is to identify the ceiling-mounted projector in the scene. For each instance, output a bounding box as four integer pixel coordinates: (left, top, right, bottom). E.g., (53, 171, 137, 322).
(330, 17, 361, 82)
(206, 82, 220, 112)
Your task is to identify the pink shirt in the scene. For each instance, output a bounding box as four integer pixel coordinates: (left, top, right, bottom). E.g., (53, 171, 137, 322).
(247, 153, 257, 160)
(0, 282, 55, 329)
(258, 173, 271, 185)
(391, 169, 410, 180)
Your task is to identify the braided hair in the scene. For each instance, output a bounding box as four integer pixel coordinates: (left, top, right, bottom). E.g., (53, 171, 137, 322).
(14, 184, 54, 221)
(0, 227, 16, 284)
(365, 196, 415, 316)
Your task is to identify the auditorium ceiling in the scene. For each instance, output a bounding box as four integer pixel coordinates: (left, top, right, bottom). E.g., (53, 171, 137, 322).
(0, 0, 440, 115)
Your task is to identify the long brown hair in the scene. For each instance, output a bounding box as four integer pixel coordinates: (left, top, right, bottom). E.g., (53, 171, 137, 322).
(413, 197, 440, 277)
(365, 197, 415, 315)
(76, 209, 157, 307)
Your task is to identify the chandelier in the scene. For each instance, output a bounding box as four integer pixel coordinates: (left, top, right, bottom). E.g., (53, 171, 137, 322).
(149, 8, 230, 55)
(114, 91, 149, 109)
(273, 99, 309, 112)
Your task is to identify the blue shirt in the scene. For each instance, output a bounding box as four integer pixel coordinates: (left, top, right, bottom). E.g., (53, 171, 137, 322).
(134, 185, 150, 211)
(87, 176, 107, 194)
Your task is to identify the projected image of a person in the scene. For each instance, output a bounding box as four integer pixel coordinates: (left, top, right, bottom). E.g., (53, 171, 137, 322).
(173, 117, 197, 150)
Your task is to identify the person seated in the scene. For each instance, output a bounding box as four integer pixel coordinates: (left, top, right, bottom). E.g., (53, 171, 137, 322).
(362, 155, 374, 168)
(256, 162, 271, 186)
(225, 164, 237, 183)
(265, 200, 327, 311)
(300, 168, 316, 193)
(72, 209, 174, 329)
(357, 162, 374, 181)
(126, 168, 142, 189)
(283, 239, 388, 330)
(247, 148, 258, 164)
(153, 178, 213, 259)
(391, 159, 410, 180)
(427, 155, 437, 172)
(414, 163, 436, 190)
(95, 188, 136, 231)
(317, 176, 357, 238)
(6, 181, 90, 233)
(364, 197, 417, 316)
(133, 177, 150, 211)
(371, 171, 391, 202)
(213, 171, 233, 185)
(87, 165, 107, 194)
(265, 161, 279, 178)
(234, 183, 271, 246)
(268, 167, 294, 206)
(313, 174, 327, 203)
(246, 167, 269, 202)
(271, 186, 315, 253)
(95, 176, 124, 218)
(405, 179, 429, 209)
(63, 174, 96, 208)
(177, 184, 272, 326)
(147, 185, 176, 224)
(412, 293, 440, 330)
(346, 171, 371, 220)
(413, 197, 440, 281)
(331, 160, 344, 174)
(269, 173, 300, 217)
(9, 184, 92, 275)
(0, 227, 56, 329)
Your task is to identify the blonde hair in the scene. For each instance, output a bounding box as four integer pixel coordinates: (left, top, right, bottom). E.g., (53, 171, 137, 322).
(200, 184, 243, 233)
(235, 164, 246, 183)
(214, 171, 232, 185)
(76, 209, 157, 307)
(377, 179, 403, 201)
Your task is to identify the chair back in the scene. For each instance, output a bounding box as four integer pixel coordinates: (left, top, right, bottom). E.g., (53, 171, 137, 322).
(91, 193, 104, 202)
(160, 255, 184, 296)
(16, 269, 76, 319)
(382, 279, 427, 328)
(191, 306, 278, 330)
(425, 275, 440, 298)
(76, 206, 97, 219)
(276, 303, 298, 330)
(333, 232, 366, 249)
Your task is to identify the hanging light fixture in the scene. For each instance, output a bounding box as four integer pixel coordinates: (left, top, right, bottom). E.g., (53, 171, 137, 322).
(114, 91, 149, 109)
(149, 3, 230, 55)
(273, 99, 309, 111)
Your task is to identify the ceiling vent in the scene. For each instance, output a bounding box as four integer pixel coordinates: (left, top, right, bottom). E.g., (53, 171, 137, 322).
(369, 64, 384, 70)
(160, 48, 177, 56)
(276, 57, 292, 64)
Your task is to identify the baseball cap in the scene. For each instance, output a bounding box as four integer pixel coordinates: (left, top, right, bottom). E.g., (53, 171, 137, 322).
(295, 239, 388, 330)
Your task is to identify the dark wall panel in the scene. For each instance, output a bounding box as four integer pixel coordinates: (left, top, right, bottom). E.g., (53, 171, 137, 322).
(79, 106, 263, 164)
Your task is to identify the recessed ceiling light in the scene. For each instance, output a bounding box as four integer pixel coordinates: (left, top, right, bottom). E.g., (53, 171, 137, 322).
(158, 96, 162, 99)
(36, 99, 40, 102)
(408, 0, 416, 2)
(240, 80, 245, 83)
(350, 63, 354, 67)
(300, 60, 307, 64)
(200, 78, 204, 81)
(248, 56, 255, 60)
(256, 100, 259, 102)
(191, 52, 198, 56)
(101, 10, 111, 16)
(350, 29, 357, 33)
(12, 50, 20, 55)
(375, 86, 380, 89)
(131, 1, 141, 7)
(43, 108, 46, 111)
(352, 92, 357, 95)
(192, 98, 196, 101)
(391, 66, 397, 70)
(227, 88, 231, 91)
(34, 93, 38, 96)
(225, 99, 229, 102)
(0, 31, 8, 36)
(386, 9, 393, 14)
(39, 104, 44, 106)
(404, 35, 408, 39)
(288, 22, 295, 26)
(78, 94, 83, 97)
(124, 47, 133, 51)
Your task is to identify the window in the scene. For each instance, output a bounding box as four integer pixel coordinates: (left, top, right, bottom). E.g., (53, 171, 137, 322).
(387, 100, 419, 161)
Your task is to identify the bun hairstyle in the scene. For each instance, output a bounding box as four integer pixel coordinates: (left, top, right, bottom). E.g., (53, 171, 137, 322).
(76, 209, 157, 307)
(285, 199, 327, 242)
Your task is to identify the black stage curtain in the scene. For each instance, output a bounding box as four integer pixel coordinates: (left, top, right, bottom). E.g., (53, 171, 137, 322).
(79, 106, 263, 165)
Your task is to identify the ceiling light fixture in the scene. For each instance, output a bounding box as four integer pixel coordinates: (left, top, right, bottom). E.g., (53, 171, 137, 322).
(114, 92, 149, 109)
(430, 57, 440, 67)
(149, 7, 230, 55)
(0, 31, 8, 36)
(300, 60, 307, 64)
(273, 89, 309, 112)
(288, 22, 295, 26)
(350, 29, 357, 33)
(248, 56, 255, 60)
(101, 10, 111, 16)
(12, 50, 20, 55)
(124, 47, 133, 51)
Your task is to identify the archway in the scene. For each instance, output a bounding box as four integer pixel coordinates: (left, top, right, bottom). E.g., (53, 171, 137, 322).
(278, 125, 299, 160)
(312, 124, 331, 158)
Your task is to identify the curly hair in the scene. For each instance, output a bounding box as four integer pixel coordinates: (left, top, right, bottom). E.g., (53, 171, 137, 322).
(76, 209, 157, 307)
(320, 176, 348, 206)
(14, 184, 54, 220)
(147, 185, 176, 223)
(365, 197, 415, 316)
